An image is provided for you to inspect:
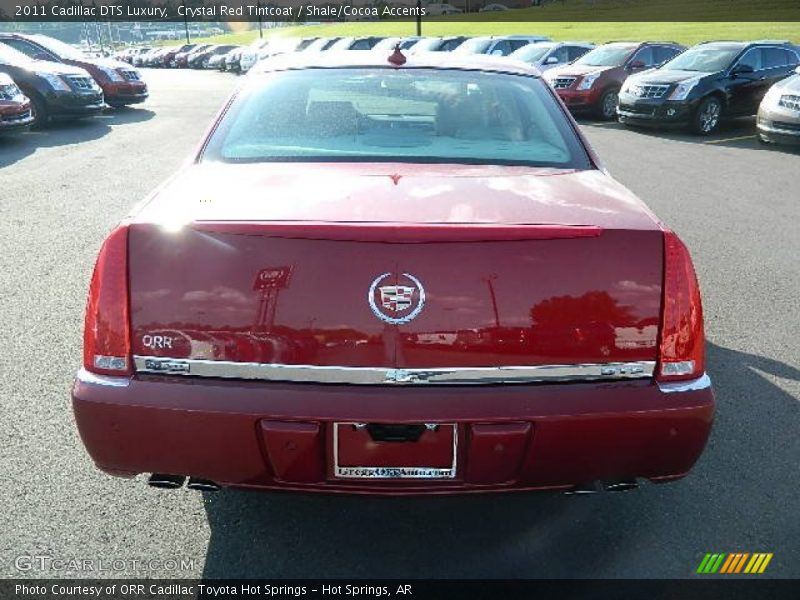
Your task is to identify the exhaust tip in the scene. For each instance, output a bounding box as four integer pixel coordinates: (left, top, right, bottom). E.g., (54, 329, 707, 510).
(148, 474, 185, 489)
(565, 482, 599, 495)
(186, 477, 221, 492)
(604, 480, 639, 492)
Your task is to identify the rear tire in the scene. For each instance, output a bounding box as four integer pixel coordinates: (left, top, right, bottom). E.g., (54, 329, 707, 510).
(691, 96, 722, 135)
(597, 88, 620, 120)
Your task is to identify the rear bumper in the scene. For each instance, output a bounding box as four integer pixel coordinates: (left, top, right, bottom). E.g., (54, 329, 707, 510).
(72, 370, 714, 495)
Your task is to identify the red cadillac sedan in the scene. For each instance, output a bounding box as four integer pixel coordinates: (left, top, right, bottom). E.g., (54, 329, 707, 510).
(73, 51, 714, 495)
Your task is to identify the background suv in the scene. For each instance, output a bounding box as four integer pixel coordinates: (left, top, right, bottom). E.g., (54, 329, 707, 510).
(0, 43, 103, 127)
(758, 65, 800, 145)
(544, 41, 684, 119)
(0, 33, 147, 108)
(0, 72, 33, 133)
(618, 41, 800, 134)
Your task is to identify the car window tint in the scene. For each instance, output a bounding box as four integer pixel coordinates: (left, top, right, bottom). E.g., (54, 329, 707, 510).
(763, 47, 792, 68)
(737, 48, 762, 70)
(205, 68, 592, 169)
(440, 39, 458, 51)
(567, 46, 590, 61)
(654, 46, 678, 64)
(631, 47, 655, 66)
(554, 46, 570, 63)
(350, 39, 372, 50)
(1, 39, 45, 59)
(492, 41, 513, 56)
(509, 40, 530, 51)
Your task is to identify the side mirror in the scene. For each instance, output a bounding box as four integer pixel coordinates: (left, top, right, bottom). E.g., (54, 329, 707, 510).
(545, 55, 559, 65)
(732, 63, 754, 76)
(628, 59, 646, 71)
(491, 49, 504, 56)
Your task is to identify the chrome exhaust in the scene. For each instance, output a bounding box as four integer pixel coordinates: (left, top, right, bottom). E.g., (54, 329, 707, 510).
(147, 474, 185, 489)
(604, 480, 639, 492)
(186, 477, 220, 492)
(565, 482, 600, 495)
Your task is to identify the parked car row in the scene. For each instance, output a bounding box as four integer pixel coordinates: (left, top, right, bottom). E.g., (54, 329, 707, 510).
(115, 35, 570, 76)
(12, 32, 795, 147)
(536, 40, 800, 143)
(0, 32, 148, 133)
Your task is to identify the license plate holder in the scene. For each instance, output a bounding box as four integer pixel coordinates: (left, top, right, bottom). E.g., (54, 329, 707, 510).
(333, 422, 457, 479)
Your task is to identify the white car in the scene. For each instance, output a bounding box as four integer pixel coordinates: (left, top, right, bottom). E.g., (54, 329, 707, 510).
(239, 39, 270, 73)
(250, 38, 307, 73)
(454, 35, 552, 57)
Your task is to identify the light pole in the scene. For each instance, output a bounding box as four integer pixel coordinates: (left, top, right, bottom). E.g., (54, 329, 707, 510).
(181, 1, 190, 44)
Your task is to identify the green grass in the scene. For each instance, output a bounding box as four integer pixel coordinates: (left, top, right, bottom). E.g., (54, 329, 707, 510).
(182, 0, 800, 47)
(190, 21, 800, 48)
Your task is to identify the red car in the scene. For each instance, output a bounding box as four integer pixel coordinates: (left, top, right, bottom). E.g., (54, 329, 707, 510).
(543, 41, 684, 119)
(73, 51, 714, 495)
(0, 33, 148, 108)
(0, 72, 34, 133)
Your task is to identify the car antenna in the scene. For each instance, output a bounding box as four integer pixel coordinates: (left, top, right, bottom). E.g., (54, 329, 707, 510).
(388, 44, 407, 67)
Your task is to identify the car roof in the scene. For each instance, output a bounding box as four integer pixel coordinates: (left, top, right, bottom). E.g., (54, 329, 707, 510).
(696, 41, 749, 50)
(698, 40, 794, 49)
(251, 49, 543, 77)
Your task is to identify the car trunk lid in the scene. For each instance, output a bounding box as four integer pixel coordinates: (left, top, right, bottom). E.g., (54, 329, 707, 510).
(128, 164, 662, 373)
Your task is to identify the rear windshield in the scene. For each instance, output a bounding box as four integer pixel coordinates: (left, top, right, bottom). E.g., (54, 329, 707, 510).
(203, 68, 591, 169)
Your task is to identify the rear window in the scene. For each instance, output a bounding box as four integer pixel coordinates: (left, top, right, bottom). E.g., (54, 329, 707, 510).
(203, 68, 591, 169)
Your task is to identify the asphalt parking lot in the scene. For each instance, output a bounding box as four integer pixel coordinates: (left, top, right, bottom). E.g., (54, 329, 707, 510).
(1, 68, 798, 579)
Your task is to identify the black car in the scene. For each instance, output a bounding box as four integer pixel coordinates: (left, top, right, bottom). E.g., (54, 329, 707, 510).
(0, 42, 104, 127)
(618, 40, 800, 134)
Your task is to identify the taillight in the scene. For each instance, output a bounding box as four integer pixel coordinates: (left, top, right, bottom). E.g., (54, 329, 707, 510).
(657, 230, 704, 382)
(83, 225, 132, 376)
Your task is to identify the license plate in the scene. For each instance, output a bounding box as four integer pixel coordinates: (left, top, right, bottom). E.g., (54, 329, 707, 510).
(333, 422, 457, 479)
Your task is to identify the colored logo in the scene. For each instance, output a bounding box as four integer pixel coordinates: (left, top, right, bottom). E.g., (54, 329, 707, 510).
(380, 285, 415, 312)
(368, 273, 426, 325)
(696, 553, 773, 574)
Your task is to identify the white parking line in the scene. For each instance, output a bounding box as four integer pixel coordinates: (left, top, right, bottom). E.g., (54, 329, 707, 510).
(704, 135, 756, 145)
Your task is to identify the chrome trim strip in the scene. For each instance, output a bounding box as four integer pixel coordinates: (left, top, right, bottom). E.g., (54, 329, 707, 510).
(333, 422, 457, 479)
(75, 368, 131, 388)
(657, 373, 712, 394)
(134, 356, 655, 385)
